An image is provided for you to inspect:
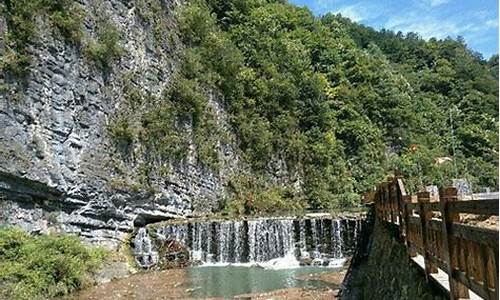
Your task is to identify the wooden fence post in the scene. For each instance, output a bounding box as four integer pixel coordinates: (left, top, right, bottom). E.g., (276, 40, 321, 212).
(440, 187, 469, 299)
(394, 177, 404, 230)
(387, 180, 392, 223)
(384, 181, 390, 223)
(395, 177, 404, 236)
(389, 178, 397, 224)
(418, 191, 438, 280)
(382, 182, 391, 222)
(404, 195, 417, 257)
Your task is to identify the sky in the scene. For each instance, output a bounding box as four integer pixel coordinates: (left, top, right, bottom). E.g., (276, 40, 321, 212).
(289, 0, 499, 59)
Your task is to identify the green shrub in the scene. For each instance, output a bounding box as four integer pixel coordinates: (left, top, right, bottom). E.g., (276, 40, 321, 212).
(223, 173, 305, 215)
(0, 227, 107, 300)
(177, 0, 217, 46)
(194, 112, 221, 172)
(0, 84, 11, 93)
(252, 187, 305, 214)
(39, 0, 84, 44)
(108, 116, 135, 146)
(85, 20, 124, 70)
(135, 0, 168, 48)
(50, 9, 84, 44)
(0, 49, 32, 77)
(166, 77, 207, 126)
(123, 85, 145, 109)
(1, 0, 84, 76)
(141, 104, 190, 160)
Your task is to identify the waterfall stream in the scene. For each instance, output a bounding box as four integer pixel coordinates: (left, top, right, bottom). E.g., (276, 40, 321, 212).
(134, 216, 362, 269)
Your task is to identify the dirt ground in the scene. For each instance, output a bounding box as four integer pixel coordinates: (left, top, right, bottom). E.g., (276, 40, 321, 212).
(461, 215, 498, 230)
(232, 287, 338, 300)
(62, 269, 190, 300)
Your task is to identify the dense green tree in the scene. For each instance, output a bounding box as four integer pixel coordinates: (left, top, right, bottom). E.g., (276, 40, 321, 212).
(170, 0, 498, 211)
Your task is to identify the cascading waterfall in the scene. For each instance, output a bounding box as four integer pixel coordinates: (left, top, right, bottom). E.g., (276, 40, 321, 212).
(134, 216, 363, 268)
(134, 228, 159, 268)
(332, 220, 342, 258)
(247, 218, 296, 262)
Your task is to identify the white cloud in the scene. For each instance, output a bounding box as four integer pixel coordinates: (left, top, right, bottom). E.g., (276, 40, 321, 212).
(385, 13, 498, 41)
(485, 19, 499, 29)
(336, 5, 364, 22)
(331, 3, 383, 22)
(426, 0, 450, 7)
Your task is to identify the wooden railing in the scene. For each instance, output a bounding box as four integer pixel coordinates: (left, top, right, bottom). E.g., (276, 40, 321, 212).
(370, 177, 499, 300)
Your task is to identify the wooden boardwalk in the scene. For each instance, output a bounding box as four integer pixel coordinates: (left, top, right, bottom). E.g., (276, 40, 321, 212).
(412, 254, 481, 300)
(368, 177, 499, 300)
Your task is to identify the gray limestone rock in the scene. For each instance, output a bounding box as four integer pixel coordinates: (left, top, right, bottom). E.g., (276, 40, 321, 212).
(0, 0, 300, 250)
(452, 179, 473, 197)
(0, 0, 239, 249)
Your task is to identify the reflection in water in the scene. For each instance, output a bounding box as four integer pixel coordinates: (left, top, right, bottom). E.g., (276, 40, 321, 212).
(187, 265, 339, 298)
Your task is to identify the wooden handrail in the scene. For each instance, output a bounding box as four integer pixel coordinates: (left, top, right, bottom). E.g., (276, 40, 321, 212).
(371, 177, 499, 300)
(450, 199, 499, 216)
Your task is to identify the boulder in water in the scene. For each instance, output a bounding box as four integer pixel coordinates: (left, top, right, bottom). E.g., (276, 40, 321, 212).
(311, 258, 323, 266)
(158, 239, 190, 269)
(300, 257, 313, 266)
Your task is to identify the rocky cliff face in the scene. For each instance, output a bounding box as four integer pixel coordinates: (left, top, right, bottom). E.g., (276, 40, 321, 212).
(0, 0, 240, 248)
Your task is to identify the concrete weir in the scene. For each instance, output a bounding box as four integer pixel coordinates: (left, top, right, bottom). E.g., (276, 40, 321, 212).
(132, 215, 364, 269)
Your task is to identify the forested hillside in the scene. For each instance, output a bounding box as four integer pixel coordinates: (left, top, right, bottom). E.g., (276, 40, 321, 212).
(1, 0, 497, 215)
(163, 0, 498, 211)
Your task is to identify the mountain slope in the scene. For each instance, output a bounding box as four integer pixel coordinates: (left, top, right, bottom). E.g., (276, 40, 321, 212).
(173, 0, 498, 208)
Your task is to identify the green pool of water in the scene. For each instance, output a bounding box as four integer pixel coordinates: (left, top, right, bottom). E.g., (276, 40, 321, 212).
(186, 265, 340, 298)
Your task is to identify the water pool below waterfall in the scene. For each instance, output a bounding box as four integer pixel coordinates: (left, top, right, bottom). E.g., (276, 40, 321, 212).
(66, 215, 364, 299)
(64, 263, 346, 299)
(186, 265, 342, 298)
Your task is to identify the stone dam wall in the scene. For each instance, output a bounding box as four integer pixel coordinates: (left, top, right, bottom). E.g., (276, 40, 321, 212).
(341, 206, 447, 300)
